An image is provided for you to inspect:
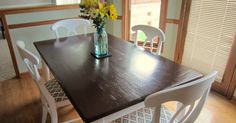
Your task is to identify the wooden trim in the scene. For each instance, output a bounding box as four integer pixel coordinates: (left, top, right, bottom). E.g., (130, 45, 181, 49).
(159, 0, 168, 32)
(211, 34, 236, 98)
(122, 0, 131, 40)
(227, 65, 236, 98)
(20, 68, 44, 79)
(166, 19, 179, 24)
(231, 96, 236, 104)
(0, 14, 20, 78)
(0, 16, 6, 39)
(226, 34, 236, 98)
(212, 81, 226, 95)
(8, 17, 77, 29)
(117, 16, 122, 20)
(159, 0, 168, 53)
(0, 4, 80, 15)
(174, 0, 192, 64)
(8, 16, 122, 29)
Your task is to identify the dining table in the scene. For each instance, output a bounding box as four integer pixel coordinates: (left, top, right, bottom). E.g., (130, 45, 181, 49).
(34, 33, 202, 123)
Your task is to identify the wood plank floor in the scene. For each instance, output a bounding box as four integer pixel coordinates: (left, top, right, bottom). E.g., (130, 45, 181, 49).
(0, 74, 236, 123)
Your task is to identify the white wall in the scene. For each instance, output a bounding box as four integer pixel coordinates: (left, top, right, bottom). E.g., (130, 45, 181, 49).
(105, 0, 122, 38)
(5, 8, 95, 73)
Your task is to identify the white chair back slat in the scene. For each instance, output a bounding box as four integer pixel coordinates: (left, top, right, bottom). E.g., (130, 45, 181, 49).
(132, 25, 166, 55)
(144, 71, 217, 123)
(16, 41, 58, 123)
(51, 18, 90, 38)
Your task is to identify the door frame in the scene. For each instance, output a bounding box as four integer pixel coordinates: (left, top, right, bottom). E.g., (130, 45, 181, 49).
(210, 34, 236, 99)
(173, 0, 192, 64)
(224, 34, 236, 98)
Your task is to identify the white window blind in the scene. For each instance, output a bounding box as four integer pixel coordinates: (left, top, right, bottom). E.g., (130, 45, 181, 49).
(182, 0, 236, 82)
(55, 0, 81, 5)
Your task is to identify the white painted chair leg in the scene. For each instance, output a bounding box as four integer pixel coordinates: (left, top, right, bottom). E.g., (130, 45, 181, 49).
(176, 102, 185, 121)
(152, 106, 161, 123)
(42, 60, 50, 81)
(42, 106, 48, 123)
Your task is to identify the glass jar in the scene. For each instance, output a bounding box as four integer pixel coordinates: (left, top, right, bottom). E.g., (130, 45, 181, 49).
(93, 27, 108, 57)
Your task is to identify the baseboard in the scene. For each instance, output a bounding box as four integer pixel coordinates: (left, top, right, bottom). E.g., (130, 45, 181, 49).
(231, 97, 236, 104)
(20, 68, 44, 78)
(0, 32, 3, 39)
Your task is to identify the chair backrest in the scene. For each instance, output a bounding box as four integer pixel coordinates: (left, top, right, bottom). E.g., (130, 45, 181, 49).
(144, 71, 217, 123)
(16, 41, 58, 123)
(51, 18, 90, 38)
(132, 25, 166, 55)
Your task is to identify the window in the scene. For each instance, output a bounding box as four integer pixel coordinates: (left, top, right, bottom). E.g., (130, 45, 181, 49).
(55, 0, 81, 5)
(130, 0, 161, 42)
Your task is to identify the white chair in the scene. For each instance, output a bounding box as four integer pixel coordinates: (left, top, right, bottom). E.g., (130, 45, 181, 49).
(51, 18, 90, 38)
(111, 72, 217, 123)
(42, 19, 91, 81)
(16, 41, 80, 123)
(132, 25, 166, 55)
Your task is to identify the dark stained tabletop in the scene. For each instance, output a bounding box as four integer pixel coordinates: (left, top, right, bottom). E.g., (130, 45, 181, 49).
(34, 34, 202, 123)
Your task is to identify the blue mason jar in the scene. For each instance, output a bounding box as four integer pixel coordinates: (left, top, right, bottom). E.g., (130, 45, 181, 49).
(94, 27, 108, 57)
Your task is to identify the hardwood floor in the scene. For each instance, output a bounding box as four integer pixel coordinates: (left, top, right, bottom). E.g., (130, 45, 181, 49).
(0, 74, 236, 123)
(0, 74, 81, 123)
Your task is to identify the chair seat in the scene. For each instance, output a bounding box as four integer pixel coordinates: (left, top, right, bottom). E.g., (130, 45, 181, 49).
(44, 79, 68, 103)
(111, 106, 176, 123)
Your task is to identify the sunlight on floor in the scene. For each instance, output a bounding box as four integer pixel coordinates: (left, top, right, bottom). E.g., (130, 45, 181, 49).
(164, 92, 236, 123)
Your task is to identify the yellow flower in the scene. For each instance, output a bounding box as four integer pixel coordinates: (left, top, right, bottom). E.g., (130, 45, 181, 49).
(108, 4, 118, 20)
(98, 2, 107, 17)
(79, 1, 118, 27)
(98, 1, 104, 10)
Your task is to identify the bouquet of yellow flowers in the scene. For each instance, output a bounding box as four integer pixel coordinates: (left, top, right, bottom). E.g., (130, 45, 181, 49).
(79, 0, 118, 31)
